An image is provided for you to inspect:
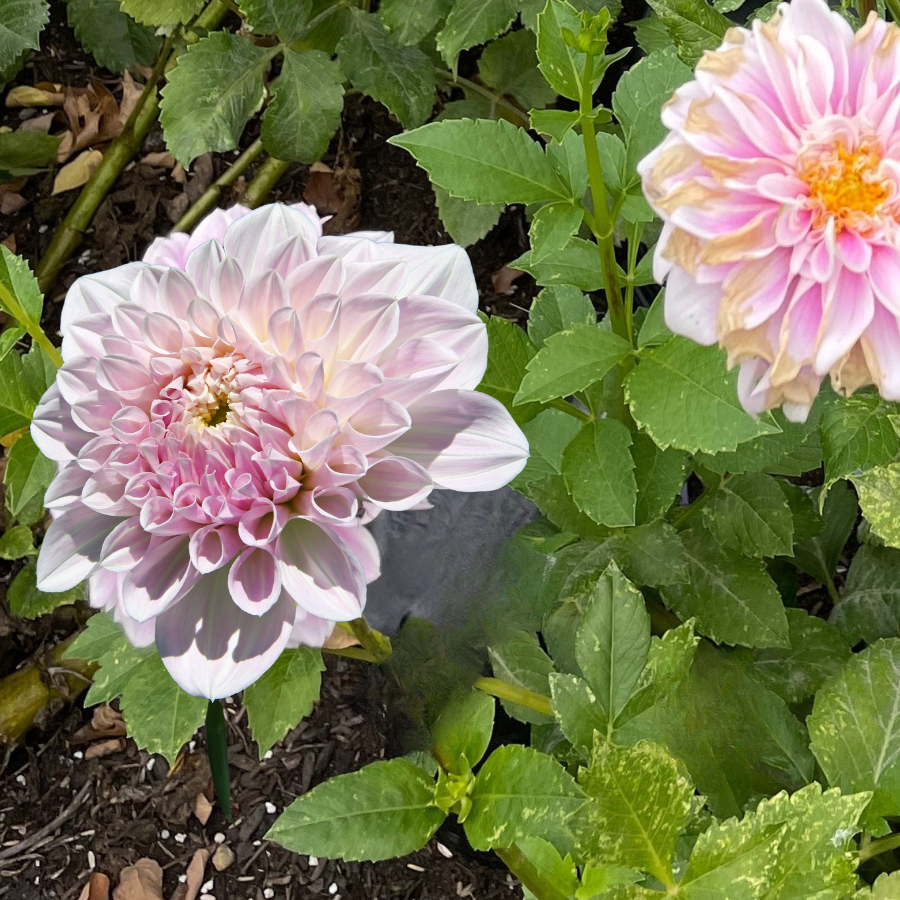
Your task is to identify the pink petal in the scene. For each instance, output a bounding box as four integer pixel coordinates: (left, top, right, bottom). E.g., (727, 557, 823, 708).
(31, 385, 92, 461)
(358, 456, 433, 511)
(224, 205, 320, 276)
(664, 266, 720, 345)
(228, 546, 282, 615)
(100, 517, 153, 571)
(121, 535, 200, 622)
(386, 390, 529, 492)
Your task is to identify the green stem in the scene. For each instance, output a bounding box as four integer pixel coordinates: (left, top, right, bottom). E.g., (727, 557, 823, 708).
(195, 0, 232, 29)
(342, 617, 393, 663)
(474, 677, 553, 718)
(0, 282, 63, 368)
(549, 397, 591, 423)
(886, 0, 900, 20)
(173, 139, 265, 232)
(433, 68, 530, 127)
(36, 35, 176, 292)
(859, 832, 900, 863)
(857, 0, 876, 18)
(824, 575, 842, 606)
(244, 156, 292, 208)
(205, 699, 233, 822)
(623, 221, 643, 346)
(494, 846, 571, 900)
(323, 646, 379, 663)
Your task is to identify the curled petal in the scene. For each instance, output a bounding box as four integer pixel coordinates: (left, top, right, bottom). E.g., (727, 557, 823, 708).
(228, 546, 282, 615)
(121, 535, 200, 622)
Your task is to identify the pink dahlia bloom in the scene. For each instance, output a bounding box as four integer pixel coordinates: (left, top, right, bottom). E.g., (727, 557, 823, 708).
(33, 203, 528, 698)
(640, 0, 900, 421)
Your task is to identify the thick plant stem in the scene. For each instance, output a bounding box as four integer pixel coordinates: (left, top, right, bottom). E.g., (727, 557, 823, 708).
(474, 677, 553, 718)
(887, 0, 900, 21)
(35, 36, 176, 292)
(245, 157, 291, 208)
(206, 699, 233, 822)
(859, 831, 900, 863)
(495, 846, 571, 900)
(549, 397, 591, 423)
(173, 139, 265, 232)
(344, 617, 393, 663)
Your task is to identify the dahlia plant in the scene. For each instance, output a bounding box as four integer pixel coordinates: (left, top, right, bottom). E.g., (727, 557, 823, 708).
(6, 0, 900, 895)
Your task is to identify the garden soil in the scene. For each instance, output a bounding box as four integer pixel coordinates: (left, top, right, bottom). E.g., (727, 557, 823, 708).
(0, 10, 537, 899)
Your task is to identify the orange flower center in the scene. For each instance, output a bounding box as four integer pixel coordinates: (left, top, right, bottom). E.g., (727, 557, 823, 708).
(799, 140, 890, 231)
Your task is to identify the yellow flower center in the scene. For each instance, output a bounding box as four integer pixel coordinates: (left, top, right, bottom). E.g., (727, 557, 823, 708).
(799, 140, 890, 232)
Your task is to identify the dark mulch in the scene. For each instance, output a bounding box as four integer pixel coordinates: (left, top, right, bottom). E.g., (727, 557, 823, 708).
(0, 10, 536, 900)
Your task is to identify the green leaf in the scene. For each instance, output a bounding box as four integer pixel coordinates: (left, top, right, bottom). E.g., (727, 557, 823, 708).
(337, 9, 434, 129)
(0, 130, 61, 179)
(680, 784, 868, 900)
(613, 48, 692, 177)
(488, 631, 555, 725)
(119, 0, 204, 26)
(0, 326, 25, 359)
(0, 0, 47, 71)
(518, 837, 580, 899)
(514, 237, 605, 291)
(160, 32, 270, 165)
(478, 28, 557, 111)
(0, 523, 35, 559)
(65, 611, 122, 664)
(562, 419, 636, 528)
(862, 873, 900, 900)
(390, 118, 570, 205)
(268, 759, 445, 861)
(576, 563, 650, 728)
(703, 474, 794, 559)
(465, 745, 586, 850)
(65, 0, 159, 73)
(618, 621, 698, 726)
(528, 285, 595, 350)
(820, 394, 900, 491)
(793, 481, 857, 583)
(777, 481, 824, 545)
(536, 0, 592, 101)
(244, 647, 325, 757)
(632, 14, 675, 53)
(809, 639, 900, 825)
(379, 0, 452, 45)
(530, 202, 584, 264)
(549, 672, 609, 754)
(754, 609, 850, 705)
(0, 245, 43, 328)
(512, 408, 582, 492)
(4, 433, 55, 519)
(436, 0, 518, 67)
(261, 49, 343, 163)
(0, 350, 39, 438)
(632, 433, 686, 524)
(516, 324, 631, 405)
(431, 690, 495, 773)
(119, 654, 208, 762)
(433, 186, 503, 248)
(662, 527, 789, 649)
(626, 337, 781, 453)
(22, 343, 56, 399)
(618, 642, 814, 818)
(528, 473, 612, 542)
(576, 740, 692, 884)
(237, 0, 311, 38)
(530, 108, 580, 143)
(833, 544, 900, 645)
(636, 291, 671, 349)
(477, 316, 541, 424)
(853, 462, 900, 550)
(603, 522, 689, 588)
(8, 561, 81, 618)
(646, 0, 731, 65)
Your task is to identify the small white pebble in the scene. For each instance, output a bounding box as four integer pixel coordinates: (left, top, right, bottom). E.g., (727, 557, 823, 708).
(189, 741, 196, 751)
(201, 880, 214, 892)
(178, 875, 187, 884)
(265, 802, 276, 814)
(146, 758, 156, 771)
(253, 840, 261, 847)
(407, 863, 425, 872)
(214, 832, 225, 844)
(263, 890, 275, 899)
(308, 856, 318, 866)
(38, 224, 48, 234)
(263, 750, 273, 760)
(329, 884, 338, 895)
(200, 895, 214, 900)
(73, 751, 84, 760)
(160, 829, 170, 839)
(34, 860, 41, 868)
(437, 842, 453, 859)
(16, 775, 26, 785)
(87, 850, 95, 869)
(174, 833, 186, 844)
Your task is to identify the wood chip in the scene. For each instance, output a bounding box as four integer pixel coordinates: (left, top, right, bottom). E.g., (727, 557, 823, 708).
(192, 792, 212, 826)
(0, 194, 26, 215)
(77, 872, 110, 900)
(211, 844, 234, 872)
(491, 265, 525, 295)
(84, 738, 126, 760)
(169, 849, 209, 900)
(139, 152, 176, 168)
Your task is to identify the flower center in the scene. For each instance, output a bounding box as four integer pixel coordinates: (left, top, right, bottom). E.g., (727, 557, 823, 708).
(798, 138, 891, 231)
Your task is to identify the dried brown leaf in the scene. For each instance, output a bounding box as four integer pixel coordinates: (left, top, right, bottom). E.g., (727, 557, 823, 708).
(0, 194, 27, 215)
(85, 738, 126, 760)
(112, 859, 163, 900)
(53, 149, 103, 195)
(19, 112, 56, 133)
(168, 849, 209, 900)
(139, 152, 176, 168)
(491, 265, 525, 295)
(6, 85, 65, 107)
(77, 872, 111, 900)
(192, 791, 212, 825)
(323, 625, 360, 650)
(211, 844, 234, 872)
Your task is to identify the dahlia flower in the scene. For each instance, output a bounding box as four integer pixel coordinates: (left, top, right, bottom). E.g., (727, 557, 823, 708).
(32, 203, 528, 698)
(640, 0, 900, 421)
